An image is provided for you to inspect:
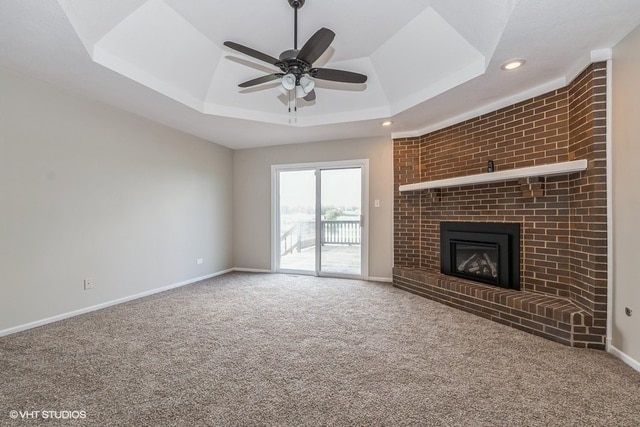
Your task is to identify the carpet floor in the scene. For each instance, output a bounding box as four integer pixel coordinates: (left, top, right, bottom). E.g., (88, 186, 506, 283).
(1, 272, 639, 426)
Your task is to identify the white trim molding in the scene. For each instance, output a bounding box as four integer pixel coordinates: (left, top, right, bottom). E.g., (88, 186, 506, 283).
(605, 59, 614, 353)
(367, 276, 393, 283)
(233, 267, 273, 274)
(609, 345, 640, 373)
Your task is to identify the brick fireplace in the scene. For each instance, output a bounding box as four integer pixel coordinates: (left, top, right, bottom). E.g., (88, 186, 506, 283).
(393, 62, 607, 348)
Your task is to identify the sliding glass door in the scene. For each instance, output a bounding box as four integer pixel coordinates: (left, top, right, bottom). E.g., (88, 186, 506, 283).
(277, 169, 316, 272)
(320, 168, 362, 275)
(274, 161, 367, 278)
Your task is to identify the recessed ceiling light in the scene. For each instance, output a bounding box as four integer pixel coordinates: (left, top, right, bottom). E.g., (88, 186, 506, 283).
(382, 121, 393, 127)
(501, 59, 526, 71)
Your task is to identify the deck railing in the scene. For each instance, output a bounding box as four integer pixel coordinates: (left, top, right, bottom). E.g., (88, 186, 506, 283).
(281, 220, 361, 255)
(280, 222, 315, 256)
(321, 220, 361, 245)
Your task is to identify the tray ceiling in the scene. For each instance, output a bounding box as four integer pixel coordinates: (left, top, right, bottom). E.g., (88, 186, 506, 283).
(2, 0, 640, 148)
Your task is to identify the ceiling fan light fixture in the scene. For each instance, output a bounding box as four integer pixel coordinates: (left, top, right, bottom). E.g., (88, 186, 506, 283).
(282, 73, 296, 90)
(299, 75, 315, 94)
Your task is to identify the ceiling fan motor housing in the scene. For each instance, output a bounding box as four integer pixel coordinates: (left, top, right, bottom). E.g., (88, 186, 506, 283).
(277, 49, 312, 85)
(279, 49, 300, 62)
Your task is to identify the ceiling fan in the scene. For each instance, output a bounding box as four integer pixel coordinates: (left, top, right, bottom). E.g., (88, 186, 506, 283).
(223, 0, 367, 103)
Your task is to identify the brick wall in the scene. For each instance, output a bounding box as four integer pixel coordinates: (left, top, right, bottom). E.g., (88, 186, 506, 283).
(393, 63, 607, 348)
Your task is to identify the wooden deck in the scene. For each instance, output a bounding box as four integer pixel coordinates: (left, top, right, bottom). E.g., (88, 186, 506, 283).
(279, 244, 361, 275)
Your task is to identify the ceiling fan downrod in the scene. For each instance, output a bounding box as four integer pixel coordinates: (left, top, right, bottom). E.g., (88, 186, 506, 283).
(288, 0, 305, 49)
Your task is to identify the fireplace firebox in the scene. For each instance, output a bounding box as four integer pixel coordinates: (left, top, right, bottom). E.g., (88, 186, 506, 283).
(440, 222, 520, 290)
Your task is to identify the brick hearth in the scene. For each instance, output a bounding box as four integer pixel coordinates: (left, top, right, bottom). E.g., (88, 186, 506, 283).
(393, 63, 607, 348)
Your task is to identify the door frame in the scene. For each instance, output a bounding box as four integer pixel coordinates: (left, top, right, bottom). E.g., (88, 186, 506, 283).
(271, 159, 369, 279)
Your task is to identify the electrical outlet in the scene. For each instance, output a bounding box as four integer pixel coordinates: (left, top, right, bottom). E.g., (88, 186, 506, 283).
(625, 307, 632, 317)
(197, 258, 203, 265)
(84, 278, 93, 290)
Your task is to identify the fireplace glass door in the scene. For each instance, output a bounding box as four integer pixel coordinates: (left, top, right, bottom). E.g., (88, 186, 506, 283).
(451, 240, 500, 285)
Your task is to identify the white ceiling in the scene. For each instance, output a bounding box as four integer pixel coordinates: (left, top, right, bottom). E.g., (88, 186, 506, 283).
(2, 0, 640, 149)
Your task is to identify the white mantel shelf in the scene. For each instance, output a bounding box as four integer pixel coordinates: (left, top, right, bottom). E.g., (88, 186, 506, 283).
(399, 159, 588, 192)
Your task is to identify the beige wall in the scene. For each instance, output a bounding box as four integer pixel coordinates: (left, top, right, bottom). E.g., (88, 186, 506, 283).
(233, 137, 393, 280)
(612, 25, 640, 362)
(0, 67, 234, 332)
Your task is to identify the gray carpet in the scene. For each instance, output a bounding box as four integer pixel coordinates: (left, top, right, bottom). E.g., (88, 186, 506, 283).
(1, 272, 639, 426)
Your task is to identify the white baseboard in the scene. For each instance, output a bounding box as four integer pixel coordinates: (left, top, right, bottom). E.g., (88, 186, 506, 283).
(367, 276, 393, 283)
(0, 268, 233, 338)
(609, 344, 640, 373)
(233, 267, 273, 273)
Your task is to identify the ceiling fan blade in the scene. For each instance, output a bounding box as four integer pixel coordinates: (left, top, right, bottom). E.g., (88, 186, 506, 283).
(311, 68, 367, 84)
(303, 89, 316, 102)
(297, 28, 335, 65)
(223, 41, 279, 65)
(238, 73, 283, 88)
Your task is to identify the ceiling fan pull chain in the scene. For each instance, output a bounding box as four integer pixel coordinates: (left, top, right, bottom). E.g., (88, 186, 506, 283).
(287, 89, 293, 124)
